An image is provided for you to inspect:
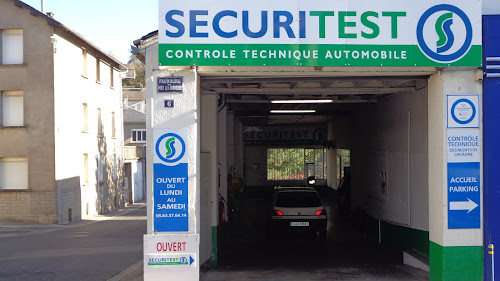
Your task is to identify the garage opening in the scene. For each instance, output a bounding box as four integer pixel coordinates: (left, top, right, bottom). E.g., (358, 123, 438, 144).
(200, 73, 430, 278)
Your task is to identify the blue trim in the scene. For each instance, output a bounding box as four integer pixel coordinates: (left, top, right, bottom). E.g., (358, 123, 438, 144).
(483, 14, 500, 281)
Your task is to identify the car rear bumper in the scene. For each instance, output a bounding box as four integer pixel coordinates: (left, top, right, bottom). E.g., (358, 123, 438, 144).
(270, 218, 327, 232)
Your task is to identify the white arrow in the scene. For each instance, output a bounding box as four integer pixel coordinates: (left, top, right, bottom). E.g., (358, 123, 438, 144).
(450, 198, 478, 213)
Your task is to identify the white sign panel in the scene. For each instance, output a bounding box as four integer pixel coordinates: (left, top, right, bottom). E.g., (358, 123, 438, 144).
(447, 95, 480, 128)
(447, 129, 481, 163)
(158, 0, 482, 66)
(144, 234, 199, 280)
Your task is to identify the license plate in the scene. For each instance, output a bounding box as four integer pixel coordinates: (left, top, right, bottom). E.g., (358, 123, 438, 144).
(290, 222, 309, 227)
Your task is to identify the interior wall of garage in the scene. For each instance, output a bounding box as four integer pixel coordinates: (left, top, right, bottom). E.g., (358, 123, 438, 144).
(350, 86, 429, 250)
(327, 116, 352, 189)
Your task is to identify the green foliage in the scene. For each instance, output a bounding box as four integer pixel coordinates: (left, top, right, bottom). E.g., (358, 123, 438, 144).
(267, 148, 327, 180)
(122, 55, 145, 88)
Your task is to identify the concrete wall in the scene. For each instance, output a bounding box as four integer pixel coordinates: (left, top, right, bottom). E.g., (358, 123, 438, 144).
(428, 70, 483, 247)
(145, 43, 201, 236)
(0, 0, 57, 223)
(200, 94, 218, 264)
(351, 87, 429, 231)
(483, 0, 500, 15)
(327, 117, 351, 189)
(53, 32, 125, 221)
(124, 122, 146, 146)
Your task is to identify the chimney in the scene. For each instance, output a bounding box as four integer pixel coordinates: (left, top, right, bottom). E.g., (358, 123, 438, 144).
(41, 0, 45, 13)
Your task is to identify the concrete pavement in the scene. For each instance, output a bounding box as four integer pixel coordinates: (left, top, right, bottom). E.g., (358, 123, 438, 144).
(0, 203, 146, 281)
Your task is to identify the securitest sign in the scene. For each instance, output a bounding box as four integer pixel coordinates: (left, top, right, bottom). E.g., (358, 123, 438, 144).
(153, 129, 189, 232)
(158, 0, 482, 67)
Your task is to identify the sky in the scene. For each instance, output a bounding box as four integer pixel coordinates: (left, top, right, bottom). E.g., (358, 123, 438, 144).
(22, 0, 158, 63)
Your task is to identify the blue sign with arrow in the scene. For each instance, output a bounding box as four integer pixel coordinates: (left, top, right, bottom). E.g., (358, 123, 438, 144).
(448, 162, 480, 229)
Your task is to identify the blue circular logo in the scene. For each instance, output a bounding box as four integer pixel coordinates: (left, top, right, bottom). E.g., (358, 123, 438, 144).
(451, 99, 476, 125)
(417, 4, 473, 63)
(155, 133, 186, 163)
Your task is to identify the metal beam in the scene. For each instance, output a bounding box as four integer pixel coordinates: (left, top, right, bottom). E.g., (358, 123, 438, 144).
(289, 82, 302, 89)
(227, 99, 376, 104)
(204, 87, 415, 94)
(201, 76, 428, 84)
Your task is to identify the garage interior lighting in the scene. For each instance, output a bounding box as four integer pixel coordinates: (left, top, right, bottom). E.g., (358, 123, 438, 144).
(271, 99, 333, 104)
(270, 110, 316, 114)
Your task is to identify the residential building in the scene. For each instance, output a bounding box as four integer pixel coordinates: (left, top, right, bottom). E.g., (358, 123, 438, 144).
(123, 88, 146, 204)
(0, 0, 126, 223)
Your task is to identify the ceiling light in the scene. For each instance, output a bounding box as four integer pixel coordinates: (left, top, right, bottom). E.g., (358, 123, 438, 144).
(271, 99, 333, 104)
(270, 110, 316, 114)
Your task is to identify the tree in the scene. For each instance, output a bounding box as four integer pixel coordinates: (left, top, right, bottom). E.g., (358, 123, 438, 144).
(122, 55, 145, 88)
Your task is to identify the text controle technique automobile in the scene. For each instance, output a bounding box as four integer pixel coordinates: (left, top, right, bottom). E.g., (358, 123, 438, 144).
(269, 186, 327, 240)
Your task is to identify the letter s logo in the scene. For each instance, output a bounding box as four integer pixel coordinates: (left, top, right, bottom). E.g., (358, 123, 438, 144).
(417, 5, 473, 63)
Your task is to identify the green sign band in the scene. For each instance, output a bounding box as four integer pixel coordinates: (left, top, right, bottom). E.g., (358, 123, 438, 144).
(159, 44, 481, 67)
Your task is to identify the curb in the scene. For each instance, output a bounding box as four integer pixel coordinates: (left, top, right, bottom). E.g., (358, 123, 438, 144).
(107, 260, 143, 281)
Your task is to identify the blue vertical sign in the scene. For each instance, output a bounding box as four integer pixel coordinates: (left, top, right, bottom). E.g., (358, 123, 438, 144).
(154, 129, 189, 232)
(448, 162, 480, 229)
(447, 95, 481, 229)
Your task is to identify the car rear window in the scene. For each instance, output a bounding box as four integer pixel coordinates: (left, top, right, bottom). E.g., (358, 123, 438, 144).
(275, 191, 322, 207)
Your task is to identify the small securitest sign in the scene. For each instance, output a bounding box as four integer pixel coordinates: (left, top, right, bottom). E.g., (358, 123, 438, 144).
(144, 234, 199, 280)
(153, 129, 189, 232)
(158, 0, 482, 67)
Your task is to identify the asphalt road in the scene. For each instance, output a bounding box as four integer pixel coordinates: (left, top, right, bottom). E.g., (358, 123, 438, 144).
(0, 204, 146, 281)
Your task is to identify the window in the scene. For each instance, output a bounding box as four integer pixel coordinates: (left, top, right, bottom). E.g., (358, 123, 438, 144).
(82, 103, 88, 132)
(83, 153, 89, 184)
(1, 29, 23, 65)
(97, 108, 102, 136)
(267, 148, 327, 180)
(98, 154, 103, 183)
(0, 158, 28, 190)
(111, 112, 115, 138)
(132, 129, 146, 143)
(96, 58, 100, 83)
(2, 91, 23, 126)
(112, 154, 117, 181)
(82, 48, 87, 77)
(110, 67, 114, 89)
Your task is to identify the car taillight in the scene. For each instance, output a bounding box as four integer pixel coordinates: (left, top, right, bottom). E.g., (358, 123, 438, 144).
(315, 209, 326, 216)
(273, 210, 284, 216)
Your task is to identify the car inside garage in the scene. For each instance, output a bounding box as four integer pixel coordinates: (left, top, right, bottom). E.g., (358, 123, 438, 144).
(198, 71, 431, 278)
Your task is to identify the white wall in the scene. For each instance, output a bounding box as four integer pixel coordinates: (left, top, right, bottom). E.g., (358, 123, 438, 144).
(145, 44, 201, 235)
(483, 0, 500, 15)
(428, 70, 483, 247)
(53, 34, 124, 220)
(351, 87, 429, 231)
